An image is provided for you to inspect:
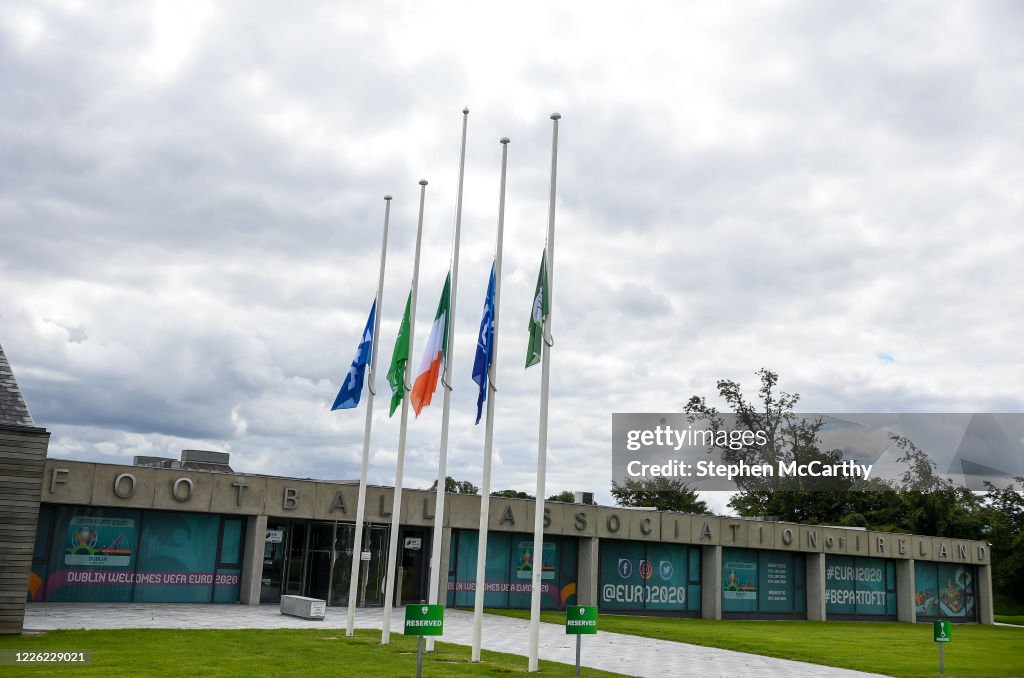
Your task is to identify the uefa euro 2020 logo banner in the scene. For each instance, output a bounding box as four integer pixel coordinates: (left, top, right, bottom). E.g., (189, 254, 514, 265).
(64, 516, 134, 566)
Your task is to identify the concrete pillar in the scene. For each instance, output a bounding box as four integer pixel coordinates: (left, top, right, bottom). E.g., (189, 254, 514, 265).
(701, 544, 722, 620)
(895, 559, 916, 623)
(806, 552, 826, 621)
(577, 537, 600, 606)
(435, 527, 452, 606)
(239, 514, 267, 605)
(978, 563, 994, 625)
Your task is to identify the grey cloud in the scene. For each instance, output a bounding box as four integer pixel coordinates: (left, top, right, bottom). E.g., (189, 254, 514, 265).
(2, 1, 1023, 507)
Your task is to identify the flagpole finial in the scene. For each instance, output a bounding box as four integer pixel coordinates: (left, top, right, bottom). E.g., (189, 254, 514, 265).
(500, 137, 510, 144)
(463, 107, 469, 114)
(550, 112, 561, 120)
(384, 195, 392, 201)
(419, 179, 428, 186)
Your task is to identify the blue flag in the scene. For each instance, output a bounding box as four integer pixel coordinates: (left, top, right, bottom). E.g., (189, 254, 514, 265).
(331, 300, 376, 410)
(472, 263, 496, 424)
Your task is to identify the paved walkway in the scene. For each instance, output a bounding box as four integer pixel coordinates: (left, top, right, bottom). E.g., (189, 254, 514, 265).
(24, 603, 890, 678)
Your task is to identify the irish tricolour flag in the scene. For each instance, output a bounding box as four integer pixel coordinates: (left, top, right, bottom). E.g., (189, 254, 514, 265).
(410, 272, 451, 416)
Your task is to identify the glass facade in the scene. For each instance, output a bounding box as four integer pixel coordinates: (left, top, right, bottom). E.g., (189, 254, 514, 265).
(446, 530, 578, 609)
(598, 540, 701, 615)
(260, 520, 400, 606)
(30, 504, 244, 603)
(32, 506, 408, 607)
(23, 499, 985, 625)
(327, 524, 389, 607)
(825, 555, 897, 618)
(914, 562, 977, 621)
(721, 547, 806, 617)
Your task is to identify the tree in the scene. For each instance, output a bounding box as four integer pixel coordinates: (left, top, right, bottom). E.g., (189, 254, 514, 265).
(686, 368, 865, 523)
(684, 368, 799, 472)
(547, 490, 576, 503)
(981, 478, 1024, 610)
(491, 489, 533, 499)
(611, 477, 710, 514)
(428, 476, 479, 495)
(683, 369, 987, 537)
(884, 435, 984, 539)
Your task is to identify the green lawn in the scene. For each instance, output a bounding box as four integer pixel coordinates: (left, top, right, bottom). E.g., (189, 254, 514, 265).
(0, 628, 630, 678)
(995, 615, 1024, 626)
(483, 609, 1024, 678)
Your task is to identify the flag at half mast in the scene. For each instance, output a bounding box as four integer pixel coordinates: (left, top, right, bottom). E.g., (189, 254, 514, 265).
(525, 250, 549, 368)
(410, 272, 451, 416)
(331, 300, 376, 410)
(386, 292, 412, 417)
(472, 263, 496, 424)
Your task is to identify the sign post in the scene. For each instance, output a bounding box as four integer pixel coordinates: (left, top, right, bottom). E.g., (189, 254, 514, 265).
(565, 606, 598, 676)
(933, 620, 951, 674)
(404, 604, 444, 678)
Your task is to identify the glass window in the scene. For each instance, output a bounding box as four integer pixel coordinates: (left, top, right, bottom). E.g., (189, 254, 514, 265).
(43, 505, 141, 602)
(446, 530, 578, 610)
(598, 539, 699, 614)
(760, 551, 797, 613)
(723, 548, 806, 616)
(134, 511, 221, 602)
(645, 543, 692, 612)
(219, 519, 243, 566)
(722, 548, 758, 613)
(33, 504, 54, 561)
(29, 504, 55, 602)
(915, 562, 977, 620)
(32, 505, 246, 604)
(825, 555, 897, 617)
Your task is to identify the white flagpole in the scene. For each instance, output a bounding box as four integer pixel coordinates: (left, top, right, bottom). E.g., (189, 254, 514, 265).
(471, 136, 510, 662)
(381, 179, 428, 645)
(345, 195, 392, 637)
(528, 113, 560, 673)
(425, 107, 469, 652)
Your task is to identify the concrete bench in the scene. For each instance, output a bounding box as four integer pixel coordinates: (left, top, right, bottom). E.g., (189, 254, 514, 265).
(280, 595, 326, 620)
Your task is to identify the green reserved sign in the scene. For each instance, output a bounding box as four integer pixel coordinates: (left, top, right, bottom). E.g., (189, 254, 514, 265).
(934, 620, 952, 643)
(405, 604, 444, 637)
(565, 606, 598, 635)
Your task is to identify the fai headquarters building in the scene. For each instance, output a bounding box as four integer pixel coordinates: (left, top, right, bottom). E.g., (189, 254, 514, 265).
(0, 345, 994, 634)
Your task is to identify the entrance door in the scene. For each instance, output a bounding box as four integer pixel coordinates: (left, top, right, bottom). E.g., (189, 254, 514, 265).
(286, 522, 307, 596)
(261, 521, 336, 603)
(330, 524, 355, 607)
(361, 525, 388, 607)
(260, 523, 289, 603)
(304, 523, 334, 601)
(397, 528, 429, 605)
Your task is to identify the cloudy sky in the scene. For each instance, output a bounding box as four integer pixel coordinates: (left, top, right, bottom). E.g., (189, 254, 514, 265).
(3, 1, 1022, 510)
